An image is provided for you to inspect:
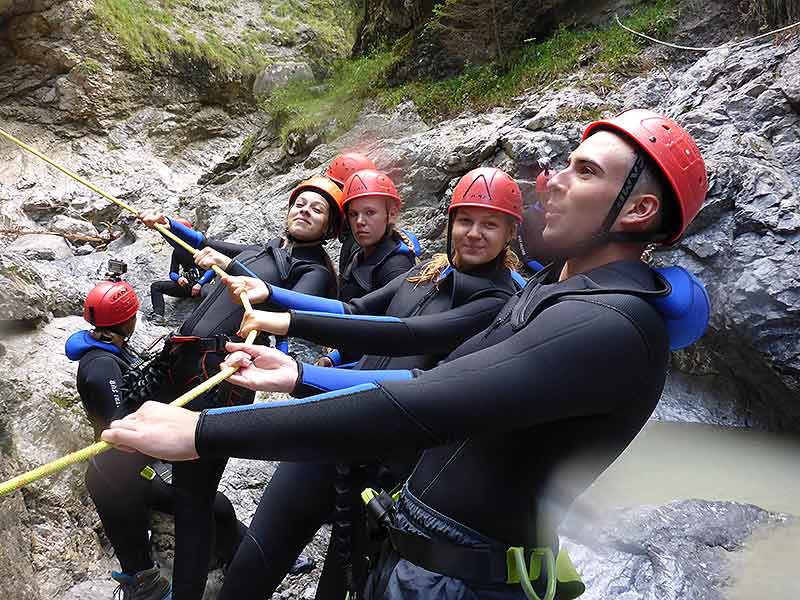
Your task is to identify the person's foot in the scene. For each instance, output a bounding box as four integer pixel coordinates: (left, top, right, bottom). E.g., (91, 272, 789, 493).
(111, 564, 172, 600)
(288, 554, 316, 576)
(146, 312, 166, 325)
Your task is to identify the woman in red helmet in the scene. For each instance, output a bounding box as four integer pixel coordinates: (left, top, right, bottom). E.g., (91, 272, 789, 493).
(148, 218, 215, 323)
(337, 170, 419, 303)
(326, 151, 380, 276)
(318, 169, 421, 367)
(213, 167, 524, 600)
(106, 110, 710, 600)
(66, 279, 246, 600)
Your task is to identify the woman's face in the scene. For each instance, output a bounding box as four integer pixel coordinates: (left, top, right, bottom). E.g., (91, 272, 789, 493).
(346, 196, 396, 249)
(287, 191, 331, 241)
(450, 206, 516, 270)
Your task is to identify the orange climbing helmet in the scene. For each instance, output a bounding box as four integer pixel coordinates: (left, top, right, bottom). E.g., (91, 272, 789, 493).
(288, 176, 345, 239)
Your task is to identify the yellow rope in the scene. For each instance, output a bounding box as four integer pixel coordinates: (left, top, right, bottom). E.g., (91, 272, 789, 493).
(0, 127, 259, 497)
(0, 126, 210, 261)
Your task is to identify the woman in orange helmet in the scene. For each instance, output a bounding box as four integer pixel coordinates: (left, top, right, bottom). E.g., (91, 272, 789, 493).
(132, 177, 344, 600)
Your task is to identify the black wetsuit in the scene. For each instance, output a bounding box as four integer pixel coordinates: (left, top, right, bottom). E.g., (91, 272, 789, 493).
(338, 232, 416, 303)
(194, 260, 670, 599)
(150, 248, 213, 316)
(150, 221, 337, 600)
(218, 258, 520, 600)
(68, 333, 245, 577)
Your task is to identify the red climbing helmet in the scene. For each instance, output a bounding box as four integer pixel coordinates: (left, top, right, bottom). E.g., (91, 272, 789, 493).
(582, 109, 708, 244)
(173, 217, 192, 228)
(83, 280, 140, 327)
(326, 152, 377, 187)
(448, 167, 523, 223)
(342, 169, 402, 212)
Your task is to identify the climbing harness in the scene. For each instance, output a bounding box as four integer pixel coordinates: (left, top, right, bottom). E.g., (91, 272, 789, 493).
(0, 128, 260, 498)
(361, 488, 584, 600)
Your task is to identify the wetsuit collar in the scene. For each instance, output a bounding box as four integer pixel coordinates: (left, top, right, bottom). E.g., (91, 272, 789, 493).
(578, 260, 660, 291)
(442, 256, 518, 307)
(65, 330, 122, 361)
(510, 259, 663, 331)
(346, 233, 405, 291)
(268, 237, 330, 280)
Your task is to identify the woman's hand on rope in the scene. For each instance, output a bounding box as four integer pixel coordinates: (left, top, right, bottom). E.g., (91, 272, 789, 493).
(314, 356, 334, 368)
(138, 208, 169, 229)
(222, 275, 270, 305)
(194, 247, 231, 270)
(221, 342, 298, 393)
(101, 401, 200, 461)
(238, 309, 290, 338)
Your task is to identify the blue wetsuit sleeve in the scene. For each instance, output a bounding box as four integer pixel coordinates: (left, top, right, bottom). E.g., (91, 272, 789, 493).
(165, 218, 205, 250)
(288, 295, 506, 358)
(327, 349, 342, 366)
(276, 337, 289, 354)
(268, 284, 346, 314)
(198, 269, 215, 286)
(195, 299, 666, 463)
(227, 260, 260, 279)
(293, 362, 413, 397)
(170, 272, 180, 282)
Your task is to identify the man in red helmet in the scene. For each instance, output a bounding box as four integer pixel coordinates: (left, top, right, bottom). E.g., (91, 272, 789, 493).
(105, 110, 708, 600)
(66, 279, 246, 600)
(148, 218, 215, 324)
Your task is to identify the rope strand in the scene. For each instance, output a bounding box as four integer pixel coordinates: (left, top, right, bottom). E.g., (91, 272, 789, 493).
(614, 14, 800, 53)
(0, 127, 258, 497)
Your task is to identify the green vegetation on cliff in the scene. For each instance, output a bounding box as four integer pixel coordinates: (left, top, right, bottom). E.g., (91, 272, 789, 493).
(92, 0, 355, 77)
(93, 0, 271, 76)
(264, 0, 678, 142)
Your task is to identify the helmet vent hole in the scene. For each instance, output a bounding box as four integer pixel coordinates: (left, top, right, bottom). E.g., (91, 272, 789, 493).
(649, 136, 657, 143)
(662, 124, 671, 130)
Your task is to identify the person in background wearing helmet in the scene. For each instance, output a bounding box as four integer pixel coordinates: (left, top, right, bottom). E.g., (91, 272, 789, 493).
(317, 169, 420, 368)
(148, 218, 214, 324)
(212, 167, 524, 600)
(132, 176, 342, 600)
(325, 151, 379, 276)
(105, 109, 709, 600)
(66, 279, 246, 600)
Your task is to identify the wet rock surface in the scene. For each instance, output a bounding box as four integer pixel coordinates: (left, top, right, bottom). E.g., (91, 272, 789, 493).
(562, 500, 795, 600)
(0, 2, 799, 599)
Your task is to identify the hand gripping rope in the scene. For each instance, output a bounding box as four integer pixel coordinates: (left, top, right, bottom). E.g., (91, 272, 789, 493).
(0, 127, 259, 497)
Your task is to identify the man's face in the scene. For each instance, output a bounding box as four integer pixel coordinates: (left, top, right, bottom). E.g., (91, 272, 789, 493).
(541, 131, 636, 253)
(287, 191, 331, 241)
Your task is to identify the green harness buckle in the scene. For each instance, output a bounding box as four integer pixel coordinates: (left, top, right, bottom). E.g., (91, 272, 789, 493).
(506, 546, 585, 600)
